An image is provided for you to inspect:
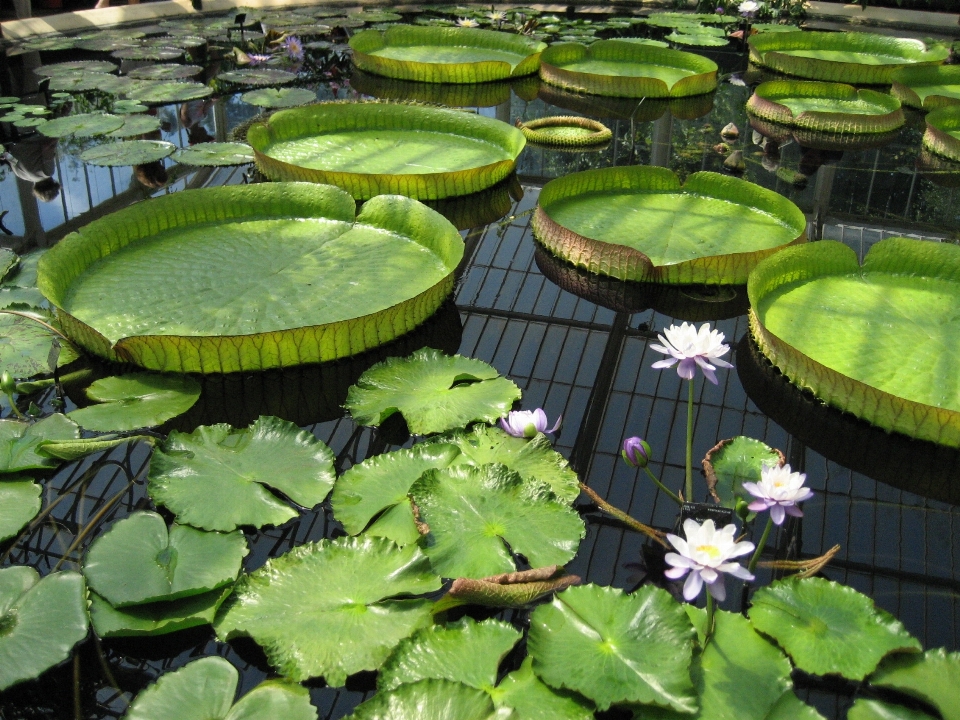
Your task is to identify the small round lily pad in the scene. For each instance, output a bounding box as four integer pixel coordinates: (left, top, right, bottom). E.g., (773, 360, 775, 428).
(48, 72, 132, 94)
(108, 114, 162, 138)
(171, 142, 254, 166)
(517, 116, 611, 147)
(241, 87, 317, 108)
(39, 113, 125, 139)
(80, 140, 176, 167)
(35, 60, 118, 77)
(111, 99, 149, 114)
(126, 81, 214, 104)
(126, 64, 204, 81)
(217, 68, 298, 86)
(112, 46, 185, 62)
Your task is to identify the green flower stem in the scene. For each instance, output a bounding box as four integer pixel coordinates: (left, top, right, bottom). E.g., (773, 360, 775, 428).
(643, 466, 683, 505)
(704, 591, 716, 647)
(748, 516, 774, 575)
(578, 482, 667, 547)
(685, 379, 694, 501)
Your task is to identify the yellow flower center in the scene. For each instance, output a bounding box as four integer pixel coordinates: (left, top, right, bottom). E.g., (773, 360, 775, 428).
(695, 544, 721, 560)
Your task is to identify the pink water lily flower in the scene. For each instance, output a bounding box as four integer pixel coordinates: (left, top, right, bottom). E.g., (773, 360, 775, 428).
(665, 519, 755, 601)
(500, 409, 561, 438)
(743, 462, 814, 525)
(650, 322, 733, 385)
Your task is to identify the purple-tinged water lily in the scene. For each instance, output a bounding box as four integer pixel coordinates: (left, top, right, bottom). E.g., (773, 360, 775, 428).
(500, 409, 561, 438)
(665, 519, 754, 602)
(743, 462, 814, 526)
(651, 322, 733, 385)
(622, 436, 651, 468)
(715, 6, 725, 13)
(246, 53, 273, 66)
(284, 35, 304, 61)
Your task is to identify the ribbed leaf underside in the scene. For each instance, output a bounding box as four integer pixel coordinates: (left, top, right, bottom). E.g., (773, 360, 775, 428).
(924, 106, 960, 162)
(747, 81, 904, 134)
(890, 65, 960, 110)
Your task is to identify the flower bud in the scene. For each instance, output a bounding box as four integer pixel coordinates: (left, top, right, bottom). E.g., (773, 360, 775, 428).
(735, 498, 751, 521)
(621, 436, 651, 468)
(0, 372, 15, 396)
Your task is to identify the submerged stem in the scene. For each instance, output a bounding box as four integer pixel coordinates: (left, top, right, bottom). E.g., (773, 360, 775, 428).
(578, 482, 667, 547)
(643, 466, 683, 505)
(748, 516, 774, 575)
(685, 380, 694, 501)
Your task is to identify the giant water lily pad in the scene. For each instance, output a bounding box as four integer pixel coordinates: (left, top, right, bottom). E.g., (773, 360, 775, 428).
(38, 183, 463, 373)
(39, 112, 124, 138)
(539, 40, 717, 98)
(924, 106, 960, 162)
(528, 584, 696, 712)
(749, 238, 960, 447)
(747, 81, 903, 134)
(869, 648, 960, 720)
(345, 348, 521, 434)
(241, 87, 317, 108)
(124, 656, 317, 720)
(347, 679, 498, 720)
(149, 416, 335, 531)
(214, 535, 442, 684)
(80, 140, 176, 167)
(749, 577, 920, 680)
(534, 166, 806, 285)
(248, 102, 525, 200)
(350, 26, 545, 83)
(172, 143, 254, 166)
(747, 31, 948, 85)
(0, 479, 41, 541)
(89, 587, 231, 638)
(409, 464, 585, 578)
(68, 373, 201, 431)
(84, 511, 247, 607)
(0, 414, 80, 474)
(891, 65, 960, 111)
(0, 567, 88, 691)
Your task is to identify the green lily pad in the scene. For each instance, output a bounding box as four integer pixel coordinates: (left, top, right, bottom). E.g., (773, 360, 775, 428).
(6, 250, 44, 289)
(379, 617, 521, 691)
(703, 436, 782, 508)
(149, 415, 335, 532)
(111, 100, 149, 114)
(67, 373, 201, 431)
(79, 140, 176, 166)
(749, 577, 921, 680)
(13, 117, 47, 129)
(410, 464, 584, 579)
(49, 73, 132, 94)
(925, 105, 960, 162)
(18, 37, 76, 51)
(747, 81, 904, 134)
(348, 10, 403, 23)
(0, 313, 59, 379)
(39, 112, 124, 139)
(346, 679, 498, 720)
(214, 535, 442, 684)
(0, 479, 41, 542)
(126, 81, 213, 104)
(89, 586, 231, 638)
(83, 510, 247, 608)
(891, 65, 960, 111)
(534, 166, 806, 285)
(0, 288, 46, 311)
(241, 87, 317, 108)
(126, 64, 204, 81)
(108, 114, 162, 137)
(0, 254, 17, 289)
(870, 648, 960, 720)
(0, 567, 88, 691)
(753, 23, 802, 33)
(37, 435, 148, 462)
(113, 46, 185, 62)
(846, 699, 936, 720)
(345, 348, 521, 435)
(666, 32, 729, 47)
(0, 414, 80, 474)
(124, 656, 317, 720)
(171, 142, 254, 166)
(35, 60, 118, 77)
(217, 68, 298, 86)
(491, 656, 594, 720)
(528, 584, 696, 712)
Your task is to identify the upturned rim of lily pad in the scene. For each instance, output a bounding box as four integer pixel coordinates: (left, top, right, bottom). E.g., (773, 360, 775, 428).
(748, 114, 902, 152)
(515, 116, 611, 147)
(890, 64, 960, 112)
(923, 105, 960, 162)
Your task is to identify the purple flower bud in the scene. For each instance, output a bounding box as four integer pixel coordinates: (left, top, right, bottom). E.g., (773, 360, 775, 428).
(716, 6, 725, 13)
(622, 436, 651, 468)
(500, 409, 561, 438)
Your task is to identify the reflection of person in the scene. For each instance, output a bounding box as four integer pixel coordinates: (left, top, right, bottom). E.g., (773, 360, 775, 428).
(0, 136, 60, 202)
(179, 99, 215, 145)
(134, 161, 168, 189)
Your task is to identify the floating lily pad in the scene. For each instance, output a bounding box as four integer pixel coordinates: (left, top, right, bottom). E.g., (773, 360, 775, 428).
(67, 373, 201, 431)
(113, 46, 185, 62)
(0, 313, 59, 379)
(846, 699, 935, 720)
(126, 81, 213, 104)
(0, 568, 89, 691)
(80, 140, 176, 166)
(38, 184, 463, 373)
(749, 577, 920, 680)
(149, 416, 335, 532)
(351, 26, 545, 83)
(348, 10, 403, 23)
(49, 72, 132, 94)
(111, 99, 149, 114)
(539, 40, 717, 98)
(347, 679, 497, 720)
(171, 142, 254, 166)
(924, 105, 960, 162)
(214, 535, 442, 684)
(891, 65, 960, 111)
(241, 87, 317, 108)
(749, 238, 960, 447)
(747, 81, 903, 134)
(124, 656, 317, 720)
(126, 64, 204, 81)
(217, 68, 298, 86)
(108, 114, 162, 138)
(870, 648, 960, 720)
(703, 436, 784, 508)
(379, 618, 521, 691)
(528, 584, 695, 712)
(534, 166, 806, 285)
(35, 60, 118, 77)
(248, 101, 525, 200)
(0, 480, 41, 542)
(747, 31, 949, 85)
(84, 511, 247, 608)
(491, 656, 594, 720)
(0, 414, 80, 474)
(409, 464, 585, 578)
(517, 116, 611, 147)
(39, 112, 124, 138)
(17, 37, 76, 52)
(666, 31, 729, 47)
(345, 348, 521, 434)
(753, 23, 802, 33)
(89, 586, 231, 638)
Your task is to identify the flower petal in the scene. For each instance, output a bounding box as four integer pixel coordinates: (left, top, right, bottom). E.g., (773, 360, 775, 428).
(665, 566, 689, 580)
(665, 552, 695, 569)
(683, 571, 704, 601)
(677, 357, 697, 380)
(707, 575, 726, 602)
(652, 358, 679, 369)
(770, 504, 786, 525)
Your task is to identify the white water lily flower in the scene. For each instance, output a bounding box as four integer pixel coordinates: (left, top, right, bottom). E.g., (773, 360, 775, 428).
(743, 462, 814, 526)
(486, 10, 507, 22)
(500, 409, 561, 438)
(739, 0, 760, 14)
(665, 519, 755, 602)
(650, 322, 733, 384)
(456, 17, 480, 27)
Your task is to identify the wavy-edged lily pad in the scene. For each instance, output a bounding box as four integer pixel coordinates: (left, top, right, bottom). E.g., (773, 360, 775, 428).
(214, 535, 442, 684)
(747, 31, 948, 85)
(540, 40, 717, 99)
(126, 64, 204, 81)
(529, 583, 696, 712)
(0, 567, 88, 691)
(747, 80, 903, 134)
(491, 656, 594, 720)
(39, 112, 124, 139)
(379, 617, 521, 691)
(107, 114, 161, 138)
(345, 348, 521, 435)
(0, 313, 60, 379)
(516, 116, 611, 147)
(351, 26, 545, 84)
(89, 586, 231, 638)
(749, 238, 960, 447)
(248, 101, 525, 200)
(172, 142, 254, 166)
(38, 183, 463, 373)
(534, 166, 806, 285)
(891, 65, 960, 111)
(84, 511, 247, 608)
(0, 414, 80, 474)
(666, 31, 729, 48)
(869, 648, 960, 720)
(80, 140, 176, 167)
(126, 81, 213, 104)
(0, 479, 41, 542)
(703, 436, 784, 508)
(846, 698, 936, 720)
(347, 679, 498, 720)
(241, 87, 317, 108)
(149, 415, 335, 532)
(35, 60, 118, 77)
(217, 68, 297, 86)
(124, 656, 317, 720)
(924, 105, 960, 162)
(49, 72, 132, 94)
(749, 577, 920, 680)
(67, 373, 200, 431)
(409, 463, 585, 579)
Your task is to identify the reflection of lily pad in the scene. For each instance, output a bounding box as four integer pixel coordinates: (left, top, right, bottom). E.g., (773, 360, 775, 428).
(217, 68, 297, 86)
(0, 480, 41, 542)
(126, 64, 204, 81)
(241, 87, 317, 108)
(0, 414, 80, 474)
(79, 140, 176, 166)
(703, 436, 783, 508)
(89, 586, 231, 638)
(126, 81, 213, 104)
(39, 112, 124, 138)
(171, 142, 254, 166)
(67, 373, 201, 431)
(108, 114, 162, 138)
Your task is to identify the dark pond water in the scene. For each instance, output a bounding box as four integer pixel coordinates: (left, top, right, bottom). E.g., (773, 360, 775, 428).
(1, 8, 959, 719)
